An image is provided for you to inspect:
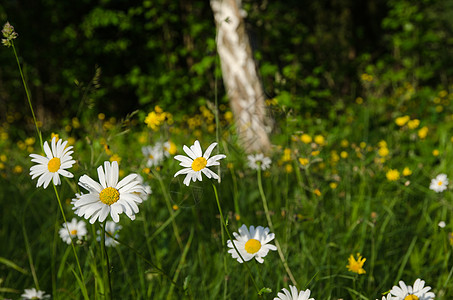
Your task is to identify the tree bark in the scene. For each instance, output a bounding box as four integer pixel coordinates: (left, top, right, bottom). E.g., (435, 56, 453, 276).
(211, 0, 272, 153)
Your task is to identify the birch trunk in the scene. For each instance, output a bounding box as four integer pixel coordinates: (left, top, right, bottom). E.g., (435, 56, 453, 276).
(211, 0, 272, 153)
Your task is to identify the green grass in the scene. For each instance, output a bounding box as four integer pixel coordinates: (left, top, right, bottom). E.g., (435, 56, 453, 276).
(1, 97, 453, 300)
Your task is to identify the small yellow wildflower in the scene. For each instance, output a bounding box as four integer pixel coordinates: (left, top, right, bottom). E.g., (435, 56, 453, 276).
(285, 164, 293, 173)
(378, 147, 389, 157)
(98, 113, 106, 120)
(67, 137, 76, 145)
(346, 253, 366, 274)
(13, 165, 23, 174)
(298, 158, 309, 166)
(51, 133, 59, 142)
(418, 126, 428, 139)
(282, 148, 292, 162)
(314, 135, 325, 146)
(386, 169, 400, 181)
(359, 142, 366, 149)
(340, 139, 349, 147)
(311, 150, 320, 156)
(235, 214, 241, 221)
(329, 182, 338, 189)
(402, 167, 412, 176)
(432, 149, 440, 157)
(300, 134, 312, 144)
(314, 189, 321, 196)
(378, 140, 387, 148)
(172, 204, 179, 211)
(224, 111, 234, 123)
(407, 119, 420, 129)
(355, 97, 363, 104)
(436, 105, 444, 113)
(0, 154, 6, 162)
(25, 137, 35, 146)
(340, 151, 348, 159)
(330, 151, 340, 163)
(395, 115, 410, 126)
(110, 154, 121, 163)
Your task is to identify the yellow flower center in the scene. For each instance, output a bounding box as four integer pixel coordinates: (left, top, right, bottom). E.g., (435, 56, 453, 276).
(191, 157, 207, 171)
(47, 157, 61, 173)
(99, 187, 120, 205)
(149, 154, 154, 159)
(404, 295, 419, 300)
(438, 181, 443, 186)
(70, 229, 77, 235)
(244, 238, 261, 254)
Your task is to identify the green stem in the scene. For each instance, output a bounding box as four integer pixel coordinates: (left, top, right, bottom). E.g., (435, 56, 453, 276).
(53, 184, 87, 294)
(22, 219, 40, 290)
(154, 170, 183, 250)
(101, 222, 113, 300)
(257, 168, 298, 286)
(212, 183, 261, 295)
(11, 42, 43, 148)
(104, 231, 182, 291)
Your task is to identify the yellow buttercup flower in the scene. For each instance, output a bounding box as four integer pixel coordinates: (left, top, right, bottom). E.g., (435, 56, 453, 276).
(432, 149, 440, 157)
(395, 115, 410, 126)
(402, 167, 412, 176)
(300, 134, 312, 144)
(298, 158, 309, 166)
(340, 151, 348, 159)
(407, 119, 420, 129)
(346, 253, 366, 274)
(418, 126, 428, 139)
(378, 147, 389, 157)
(314, 135, 325, 146)
(386, 169, 400, 181)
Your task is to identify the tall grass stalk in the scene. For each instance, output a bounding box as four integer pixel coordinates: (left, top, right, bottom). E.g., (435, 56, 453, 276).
(256, 167, 297, 286)
(154, 170, 183, 250)
(101, 222, 112, 300)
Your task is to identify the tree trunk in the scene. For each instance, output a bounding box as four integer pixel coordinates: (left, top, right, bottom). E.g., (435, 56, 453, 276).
(211, 0, 272, 154)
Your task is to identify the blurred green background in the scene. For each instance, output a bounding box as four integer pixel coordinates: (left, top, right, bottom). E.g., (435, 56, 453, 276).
(2, 0, 453, 125)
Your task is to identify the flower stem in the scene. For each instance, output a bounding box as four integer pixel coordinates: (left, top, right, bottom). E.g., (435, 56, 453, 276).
(53, 184, 88, 297)
(257, 168, 298, 286)
(211, 183, 262, 295)
(101, 222, 113, 300)
(154, 170, 183, 250)
(11, 42, 43, 148)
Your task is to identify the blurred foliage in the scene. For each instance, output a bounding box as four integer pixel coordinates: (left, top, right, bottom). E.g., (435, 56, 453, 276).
(1, 0, 453, 132)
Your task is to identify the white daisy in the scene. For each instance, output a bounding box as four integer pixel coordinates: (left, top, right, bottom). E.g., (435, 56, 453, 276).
(247, 153, 272, 170)
(227, 224, 277, 263)
(274, 286, 314, 300)
(174, 140, 226, 186)
(73, 161, 147, 224)
(429, 173, 448, 193)
(71, 192, 83, 215)
(142, 142, 167, 167)
(97, 221, 122, 247)
(59, 218, 87, 244)
(21, 288, 50, 299)
(29, 136, 76, 188)
(390, 278, 435, 300)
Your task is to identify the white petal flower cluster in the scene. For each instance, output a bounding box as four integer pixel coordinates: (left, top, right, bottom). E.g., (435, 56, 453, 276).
(227, 224, 277, 263)
(73, 161, 147, 223)
(29, 137, 76, 188)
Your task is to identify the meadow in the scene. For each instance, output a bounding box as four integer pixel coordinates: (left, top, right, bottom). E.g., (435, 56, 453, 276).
(2, 4, 453, 299)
